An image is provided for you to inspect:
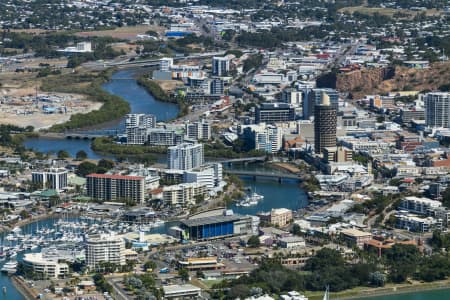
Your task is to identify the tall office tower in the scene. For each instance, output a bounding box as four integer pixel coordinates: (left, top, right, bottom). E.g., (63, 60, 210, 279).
(168, 143, 204, 170)
(125, 114, 156, 129)
(305, 88, 339, 119)
(314, 92, 337, 154)
(212, 56, 231, 76)
(255, 103, 296, 124)
(425, 92, 450, 128)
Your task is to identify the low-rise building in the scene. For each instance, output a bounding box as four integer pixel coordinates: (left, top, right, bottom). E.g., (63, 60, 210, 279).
(340, 228, 372, 249)
(23, 253, 69, 279)
(278, 236, 306, 249)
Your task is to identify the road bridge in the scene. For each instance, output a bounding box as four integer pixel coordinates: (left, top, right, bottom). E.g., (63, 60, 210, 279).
(223, 169, 301, 182)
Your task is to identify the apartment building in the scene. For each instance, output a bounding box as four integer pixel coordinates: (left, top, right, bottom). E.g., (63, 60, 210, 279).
(86, 174, 145, 204)
(168, 143, 204, 171)
(31, 168, 68, 191)
(85, 233, 125, 269)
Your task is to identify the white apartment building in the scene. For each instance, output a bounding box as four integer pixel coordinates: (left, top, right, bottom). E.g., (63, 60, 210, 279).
(162, 183, 208, 206)
(160, 57, 174, 71)
(125, 114, 156, 129)
(212, 55, 233, 76)
(255, 126, 283, 154)
(23, 253, 69, 279)
(168, 143, 204, 170)
(184, 163, 223, 190)
(86, 234, 125, 269)
(400, 196, 442, 215)
(185, 120, 211, 141)
(396, 213, 441, 233)
(31, 168, 68, 191)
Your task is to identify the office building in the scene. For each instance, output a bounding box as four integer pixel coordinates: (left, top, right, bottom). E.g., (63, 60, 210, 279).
(85, 233, 125, 269)
(125, 114, 156, 129)
(314, 93, 337, 154)
(424, 92, 450, 128)
(86, 174, 145, 204)
(185, 120, 211, 141)
(23, 253, 69, 279)
(31, 168, 68, 191)
(168, 143, 204, 170)
(212, 55, 232, 76)
(304, 88, 339, 119)
(159, 57, 173, 72)
(281, 88, 302, 108)
(210, 78, 225, 95)
(255, 103, 296, 124)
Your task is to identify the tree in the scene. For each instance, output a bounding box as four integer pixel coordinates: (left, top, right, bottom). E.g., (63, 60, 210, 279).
(75, 150, 88, 160)
(76, 161, 97, 177)
(57, 150, 70, 159)
(144, 261, 157, 271)
(247, 235, 261, 248)
(98, 159, 115, 170)
(178, 268, 189, 282)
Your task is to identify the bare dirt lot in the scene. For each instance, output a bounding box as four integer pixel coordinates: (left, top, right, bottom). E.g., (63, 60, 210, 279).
(76, 25, 165, 41)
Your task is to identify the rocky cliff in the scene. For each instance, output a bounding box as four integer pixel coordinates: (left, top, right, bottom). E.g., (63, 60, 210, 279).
(336, 67, 395, 97)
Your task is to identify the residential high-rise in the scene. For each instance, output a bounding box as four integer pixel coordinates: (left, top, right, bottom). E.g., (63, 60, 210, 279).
(281, 88, 302, 108)
(314, 92, 337, 154)
(185, 120, 211, 141)
(255, 126, 283, 154)
(125, 114, 156, 129)
(85, 233, 125, 269)
(212, 55, 232, 76)
(210, 78, 225, 95)
(31, 168, 68, 191)
(86, 174, 145, 203)
(424, 92, 450, 128)
(168, 143, 204, 170)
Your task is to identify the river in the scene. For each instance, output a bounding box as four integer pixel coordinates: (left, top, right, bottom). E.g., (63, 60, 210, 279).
(23, 68, 179, 159)
(17, 69, 448, 300)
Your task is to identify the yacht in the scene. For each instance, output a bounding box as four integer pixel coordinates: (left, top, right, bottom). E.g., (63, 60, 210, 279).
(1, 261, 17, 274)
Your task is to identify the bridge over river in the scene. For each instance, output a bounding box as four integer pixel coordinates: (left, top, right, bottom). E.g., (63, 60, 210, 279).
(223, 169, 301, 182)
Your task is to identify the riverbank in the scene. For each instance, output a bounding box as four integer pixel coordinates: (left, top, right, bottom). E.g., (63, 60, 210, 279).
(306, 279, 450, 300)
(42, 68, 131, 132)
(136, 75, 189, 118)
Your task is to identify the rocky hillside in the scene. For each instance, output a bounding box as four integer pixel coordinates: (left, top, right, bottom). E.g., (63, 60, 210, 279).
(336, 62, 450, 98)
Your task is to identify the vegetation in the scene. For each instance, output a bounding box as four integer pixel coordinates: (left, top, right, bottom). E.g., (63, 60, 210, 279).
(42, 69, 130, 132)
(247, 235, 261, 248)
(137, 75, 189, 118)
(243, 54, 263, 72)
(75, 159, 115, 177)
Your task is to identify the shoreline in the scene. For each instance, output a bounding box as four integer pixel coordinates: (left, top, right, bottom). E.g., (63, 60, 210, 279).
(306, 280, 450, 300)
(11, 276, 36, 300)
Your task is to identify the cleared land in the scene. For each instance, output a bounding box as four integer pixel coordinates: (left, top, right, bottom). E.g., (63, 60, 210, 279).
(75, 25, 165, 41)
(338, 6, 442, 18)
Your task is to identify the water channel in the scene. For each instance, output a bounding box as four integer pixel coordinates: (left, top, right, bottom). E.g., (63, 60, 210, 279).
(15, 68, 442, 300)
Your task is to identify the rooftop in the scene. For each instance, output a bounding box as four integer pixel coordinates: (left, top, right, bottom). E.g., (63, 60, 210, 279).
(87, 173, 144, 180)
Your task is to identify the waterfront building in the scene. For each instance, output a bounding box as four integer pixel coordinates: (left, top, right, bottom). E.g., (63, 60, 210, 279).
(31, 168, 68, 191)
(168, 143, 204, 170)
(184, 163, 223, 190)
(258, 208, 293, 227)
(125, 114, 156, 129)
(148, 128, 184, 146)
(255, 103, 296, 124)
(85, 233, 125, 269)
(212, 55, 233, 76)
(185, 120, 212, 141)
(424, 92, 450, 128)
(162, 182, 208, 206)
(314, 92, 337, 154)
(180, 214, 254, 241)
(86, 174, 145, 204)
(159, 57, 173, 72)
(23, 252, 69, 279)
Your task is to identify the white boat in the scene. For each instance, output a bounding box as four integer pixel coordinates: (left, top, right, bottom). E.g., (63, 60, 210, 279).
(1, 261, 17, 274)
